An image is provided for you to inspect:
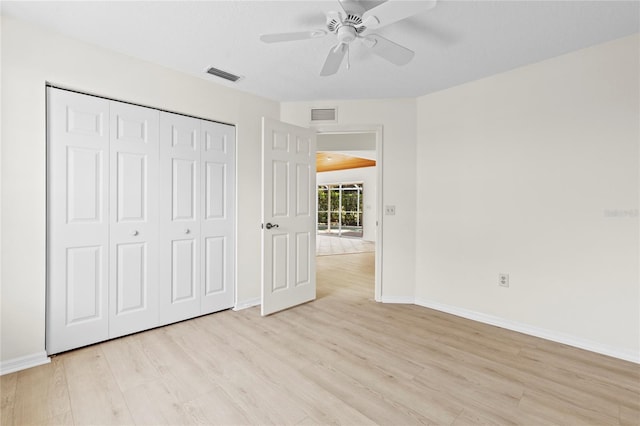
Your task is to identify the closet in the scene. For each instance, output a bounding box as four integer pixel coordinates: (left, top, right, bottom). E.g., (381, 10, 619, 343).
(46, 87, 235, 354)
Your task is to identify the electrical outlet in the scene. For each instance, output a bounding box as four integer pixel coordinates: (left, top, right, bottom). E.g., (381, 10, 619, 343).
(385, 205, 396, 215)
(499, 273, 509, 287)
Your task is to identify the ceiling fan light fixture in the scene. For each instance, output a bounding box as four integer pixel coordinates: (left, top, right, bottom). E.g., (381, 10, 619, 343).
(205, 66, 242, 82)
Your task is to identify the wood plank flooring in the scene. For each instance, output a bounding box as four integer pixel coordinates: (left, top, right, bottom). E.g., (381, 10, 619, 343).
(316, 234, 375, 256)
(1, 252, 639, 425)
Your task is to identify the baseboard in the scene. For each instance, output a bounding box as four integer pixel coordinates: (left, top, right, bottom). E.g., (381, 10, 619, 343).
(233, 297, 260, 311)
(1, 351, 50, 375)
(381, 296, 415, 304)
(414, 298, 639, 364)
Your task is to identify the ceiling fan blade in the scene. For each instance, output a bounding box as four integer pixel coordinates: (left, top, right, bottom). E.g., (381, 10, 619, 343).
(320, 43, 348, 76)
(362, 34, 414, 66)
(337, 0, 365, 16)
(361, 0, 437, 30)
(260, 30, 326, 43)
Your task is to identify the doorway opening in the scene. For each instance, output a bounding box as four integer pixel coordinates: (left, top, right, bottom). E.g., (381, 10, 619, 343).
(318, 183, 364, 238)
(313, 127, 382, 302)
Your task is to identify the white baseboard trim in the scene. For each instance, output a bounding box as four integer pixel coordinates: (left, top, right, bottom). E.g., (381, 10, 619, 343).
(381, 296, 415, 304)
(1, 351, 50, 375)
(233, 297, 260, 311)
(414, 298, 639, 364)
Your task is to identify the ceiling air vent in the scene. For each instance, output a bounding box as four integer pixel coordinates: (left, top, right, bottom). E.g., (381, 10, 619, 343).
(310, 107, 338, 124)
(206, 66, 242, 82)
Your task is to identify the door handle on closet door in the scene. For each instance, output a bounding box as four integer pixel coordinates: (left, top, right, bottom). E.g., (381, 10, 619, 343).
(131, 230, 139, 236)
(265, 223, 279, 230)
(185, 228, 191, 234)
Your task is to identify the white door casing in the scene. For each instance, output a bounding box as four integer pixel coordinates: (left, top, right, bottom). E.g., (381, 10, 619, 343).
(109, 101, 159, 338)
(159, 112, 202, 325)
(200, 121, 236, 313)
(261, 118, 317, 316)
(47, 89, 110, 353)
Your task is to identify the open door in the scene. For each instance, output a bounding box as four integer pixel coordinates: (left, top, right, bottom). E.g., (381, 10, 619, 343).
(261, 117, 317, 315)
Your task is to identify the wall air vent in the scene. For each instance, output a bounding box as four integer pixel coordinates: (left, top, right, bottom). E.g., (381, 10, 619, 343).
(205, 66, 242, 82)
(310, 107, 338, 124)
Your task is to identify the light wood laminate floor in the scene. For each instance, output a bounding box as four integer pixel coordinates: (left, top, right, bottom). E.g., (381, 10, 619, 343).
(2, 252, 639, 425)
(316, 234, 375, 256)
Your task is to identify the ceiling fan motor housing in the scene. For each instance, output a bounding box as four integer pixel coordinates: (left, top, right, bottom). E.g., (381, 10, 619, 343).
(327, 13, 366, 43)
(337, 25, 357, 43)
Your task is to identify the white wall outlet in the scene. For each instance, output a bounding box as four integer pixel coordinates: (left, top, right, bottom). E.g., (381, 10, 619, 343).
(499, 273, 509, 287)
(385, 205, 396, 215)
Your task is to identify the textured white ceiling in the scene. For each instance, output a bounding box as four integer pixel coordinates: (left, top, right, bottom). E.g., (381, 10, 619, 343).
(2, 1, 638, 102)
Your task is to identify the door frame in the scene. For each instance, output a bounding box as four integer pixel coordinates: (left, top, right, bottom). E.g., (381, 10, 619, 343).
(313, 124, 383, 302)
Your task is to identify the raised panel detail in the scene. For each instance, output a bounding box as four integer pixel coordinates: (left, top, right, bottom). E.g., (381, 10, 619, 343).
(116, 115, 148, 143)
(171, 125, 197, 150)
(205, 131, 226, 152)
(67, 147, 102, 224)
(295, 233, 310, 287)
(67, 107, 103, 136)
(296, 163, 310, 216)
(66, 246, 102, 324)
(171, 239, 196, 303)
(172, 159, 196, 221)
(204, 237, 225, 295)
(272, 160, 289, 217)
(272, 234, 288, 292)
(297, 136, 310, 155)
(272, 131, 289, 151)
(117, 153, 146, 222)
(205, 162, 226, 219)
(116, 243, 146, 314)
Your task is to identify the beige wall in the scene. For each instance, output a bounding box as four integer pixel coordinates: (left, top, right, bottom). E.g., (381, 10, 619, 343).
(281, 99, 418, 302)
(415, 34, 639, 360)
(0, 16, 279, 364)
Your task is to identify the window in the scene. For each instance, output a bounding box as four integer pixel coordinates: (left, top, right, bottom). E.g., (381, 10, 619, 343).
(317, 183, 363, 238)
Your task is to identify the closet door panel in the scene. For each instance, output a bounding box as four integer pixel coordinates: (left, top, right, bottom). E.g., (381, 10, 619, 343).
(47, 88, 110, 354)
(171, 239, 197, 302)
(109, 101, 159, 338)
(200, 121, 235, 313)
(160, 112, 201, 325)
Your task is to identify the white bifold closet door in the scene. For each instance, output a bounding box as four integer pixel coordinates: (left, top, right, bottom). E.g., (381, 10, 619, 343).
(108, 102, 160, 338)
(47, 89, 160, 353)
(159, 112, 235, 325)
(48, 88, 234, 354)
(47, 90, 111, 353)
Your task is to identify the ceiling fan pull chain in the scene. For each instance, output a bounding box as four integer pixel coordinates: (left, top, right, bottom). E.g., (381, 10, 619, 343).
(346, 45, 351, 70)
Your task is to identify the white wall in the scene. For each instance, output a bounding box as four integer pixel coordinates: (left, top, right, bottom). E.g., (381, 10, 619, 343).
(317, 166, 377, 242)
(282, 99, 418, 302)
(0, 16, 279, 366)
(317, 132, 376, 152)
(415, 34, 640, 361)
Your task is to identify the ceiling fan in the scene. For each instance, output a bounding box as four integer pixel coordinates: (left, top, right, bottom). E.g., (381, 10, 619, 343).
(259, 0, 437, 76)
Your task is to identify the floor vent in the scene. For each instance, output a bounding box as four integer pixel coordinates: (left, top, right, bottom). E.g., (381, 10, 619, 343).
(206, 66, 242, 82)
(310, 107, 338, 124)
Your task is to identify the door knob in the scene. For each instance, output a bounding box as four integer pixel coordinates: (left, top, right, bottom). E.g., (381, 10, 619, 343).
(131, 230, 139, 236)
(265, 223, 279, 230)
(185, 228, 191, 234)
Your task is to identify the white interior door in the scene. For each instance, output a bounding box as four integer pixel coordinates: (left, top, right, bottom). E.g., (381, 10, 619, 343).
(159, 112, 201, 325)
(261, 117, 316, 316)
(200, 121, 235, 313)
(109, 101, 159, 338)
(47, 88, 110, 354)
